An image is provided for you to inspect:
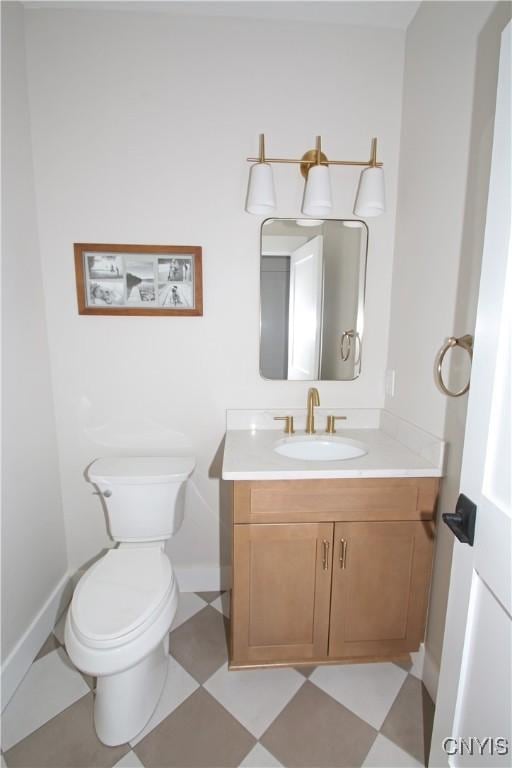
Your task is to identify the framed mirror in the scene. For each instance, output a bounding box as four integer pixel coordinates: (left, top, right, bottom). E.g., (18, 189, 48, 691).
(260, 219, 367, 380)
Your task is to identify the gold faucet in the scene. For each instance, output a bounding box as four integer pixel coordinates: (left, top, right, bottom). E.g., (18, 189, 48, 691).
(306, 387, 320, 434)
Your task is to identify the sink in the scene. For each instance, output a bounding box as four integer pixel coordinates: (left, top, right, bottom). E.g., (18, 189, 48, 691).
(274, 435, 368, 462)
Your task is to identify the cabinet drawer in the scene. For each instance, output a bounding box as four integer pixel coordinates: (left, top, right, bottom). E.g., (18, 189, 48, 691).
(233, 478, 438, 524)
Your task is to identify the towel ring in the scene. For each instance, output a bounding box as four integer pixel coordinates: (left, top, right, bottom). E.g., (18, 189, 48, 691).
(436, 334, 473, 397)
(340, 330, 361, 364)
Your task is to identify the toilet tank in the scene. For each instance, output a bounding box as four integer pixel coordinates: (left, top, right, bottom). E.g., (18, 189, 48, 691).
(88, 456, 195, 542)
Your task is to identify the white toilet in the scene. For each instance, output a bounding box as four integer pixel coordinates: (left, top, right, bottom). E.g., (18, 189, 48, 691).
(65, 455, 195, 746)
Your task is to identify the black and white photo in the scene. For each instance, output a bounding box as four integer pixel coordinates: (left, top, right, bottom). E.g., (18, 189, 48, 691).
(88, 279, 124, 306)
(158, 256, 194, 308)
(125, 256, 156, 304)
(87, 253, 123, 280)
(75, 243, 203, 316)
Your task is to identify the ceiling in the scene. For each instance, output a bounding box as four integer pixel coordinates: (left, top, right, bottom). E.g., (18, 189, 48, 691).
(24, 1, 421, 30)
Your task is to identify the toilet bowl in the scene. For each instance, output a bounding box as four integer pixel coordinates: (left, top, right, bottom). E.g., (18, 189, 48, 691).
(65, 456, 195, 746)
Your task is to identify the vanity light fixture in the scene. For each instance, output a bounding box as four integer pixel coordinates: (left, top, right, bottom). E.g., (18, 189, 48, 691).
(245, 134, 385, 218)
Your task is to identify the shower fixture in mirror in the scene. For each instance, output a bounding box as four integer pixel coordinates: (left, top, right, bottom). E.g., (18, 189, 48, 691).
(260, 219, 367, 381)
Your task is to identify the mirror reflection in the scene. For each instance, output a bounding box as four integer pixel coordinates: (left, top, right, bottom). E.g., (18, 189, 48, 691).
(260, 219, 367, 381)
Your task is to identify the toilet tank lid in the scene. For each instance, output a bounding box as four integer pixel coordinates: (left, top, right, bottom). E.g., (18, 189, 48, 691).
(88, 456, 195, 484)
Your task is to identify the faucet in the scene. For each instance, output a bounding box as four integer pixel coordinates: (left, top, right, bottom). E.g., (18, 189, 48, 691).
(306, 387, 320, 434)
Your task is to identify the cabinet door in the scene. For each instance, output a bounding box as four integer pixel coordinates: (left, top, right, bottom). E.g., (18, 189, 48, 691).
(329, 521, 435, 658)
(232, 523, 333, 665)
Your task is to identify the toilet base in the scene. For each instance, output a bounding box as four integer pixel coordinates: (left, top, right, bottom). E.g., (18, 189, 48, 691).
(94, 640, 168, 746)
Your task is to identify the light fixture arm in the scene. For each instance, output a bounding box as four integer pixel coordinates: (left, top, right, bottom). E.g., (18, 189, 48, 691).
(315, 135, 322, 166)
(247, 135, 383, 174)
(370, 137, 378, 167)
(258, 133, 266, 164)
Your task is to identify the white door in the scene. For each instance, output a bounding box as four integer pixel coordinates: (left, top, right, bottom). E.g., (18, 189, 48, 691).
(287, 235, 324, 380)
(429, 23, 511, 767)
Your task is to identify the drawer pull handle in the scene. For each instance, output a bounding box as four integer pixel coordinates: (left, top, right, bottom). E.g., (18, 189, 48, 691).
(339, 538, 347, 569)
(322, 540, 330, 571)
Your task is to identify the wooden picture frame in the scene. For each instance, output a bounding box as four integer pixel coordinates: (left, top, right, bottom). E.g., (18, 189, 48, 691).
(74, 243, 203, 316)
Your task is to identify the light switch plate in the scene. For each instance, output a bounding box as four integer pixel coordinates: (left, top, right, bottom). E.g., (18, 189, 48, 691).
(385, 369, 396, 397)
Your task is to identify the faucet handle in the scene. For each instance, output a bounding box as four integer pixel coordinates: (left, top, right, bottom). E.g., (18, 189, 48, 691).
(274, 416, 295, 435)
(326, 415, 347, 434)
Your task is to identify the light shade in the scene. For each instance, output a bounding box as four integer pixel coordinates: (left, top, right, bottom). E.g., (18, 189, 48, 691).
(301, 164, 332, 217)
(245, 162, 276, 215)
(353, 166, 386, 217)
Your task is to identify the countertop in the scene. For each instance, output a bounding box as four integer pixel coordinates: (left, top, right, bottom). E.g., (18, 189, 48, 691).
(222, 427, 443, 481)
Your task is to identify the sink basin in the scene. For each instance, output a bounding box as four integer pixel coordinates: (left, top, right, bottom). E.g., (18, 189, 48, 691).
(274, 435, 368, 462)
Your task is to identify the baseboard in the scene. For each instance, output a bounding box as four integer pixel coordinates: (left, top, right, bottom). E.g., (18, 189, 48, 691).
(174, 564, 232, 592)
(1, 570, 73, 709)
(423, 647, 440, 702)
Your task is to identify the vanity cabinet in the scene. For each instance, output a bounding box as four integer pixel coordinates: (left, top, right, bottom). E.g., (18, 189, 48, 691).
(230, 478, 438, 668)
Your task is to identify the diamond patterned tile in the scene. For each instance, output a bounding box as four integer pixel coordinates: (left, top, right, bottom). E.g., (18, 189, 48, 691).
(380, 675, 434, 766)
(1, 648, 90, 751)
(196, 591, 224, 603)
(261, 681, 377, 767)
(169, 606, 228, 684)
(239, 743, 283, 767)
(133, 688, 256, 767)
(130, 656, 199, 746)
(295, 665, 316, 678)
(82, 672, 96, 691)
(210, 591, 230, 618)
(363, 733, 423, 767)
(394, 648, 425, 679)
(310, 662, 408, 729)
(409, 647, 425, 680)
(34, 633, 61, 661)
(113, 750, 146, 768)
(204, 662, 304, 738)
(171, 592, 207, 632)
(3, 693, 130, 768)
(394, 657, 413, 673)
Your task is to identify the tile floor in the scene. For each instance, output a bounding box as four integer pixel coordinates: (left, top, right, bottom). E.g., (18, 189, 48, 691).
(2, 591, 434, 768)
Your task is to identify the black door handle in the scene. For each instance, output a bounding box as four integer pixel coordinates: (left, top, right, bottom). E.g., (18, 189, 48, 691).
(442, 493, 477, 546)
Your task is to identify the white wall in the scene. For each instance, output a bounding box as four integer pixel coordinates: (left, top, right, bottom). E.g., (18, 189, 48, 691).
(1, 2, 68, 662)
(386, 0, 511, 699)
(23, 7, 405, 583)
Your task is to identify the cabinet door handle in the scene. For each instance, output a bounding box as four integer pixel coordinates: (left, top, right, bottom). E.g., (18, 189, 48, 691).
(322, 540, 330, 571)
(339, 538, 347, 569)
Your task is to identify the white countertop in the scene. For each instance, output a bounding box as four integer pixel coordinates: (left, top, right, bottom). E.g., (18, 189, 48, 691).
(222, 425, 443, 481)
(222, 411, 444, 480)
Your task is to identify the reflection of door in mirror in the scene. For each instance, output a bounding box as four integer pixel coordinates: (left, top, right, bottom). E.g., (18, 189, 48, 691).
(260, 220, 367, 381)
(288, 236, 323, 380)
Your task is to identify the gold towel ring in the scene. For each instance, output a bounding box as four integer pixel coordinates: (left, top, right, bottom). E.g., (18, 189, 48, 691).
(340, 330, 361, 363)
(436, 334, 473, 397)
(340, 330, 352, 361)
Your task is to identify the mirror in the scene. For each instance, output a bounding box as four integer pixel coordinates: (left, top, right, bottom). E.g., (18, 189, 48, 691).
(260, 219, 367, 380)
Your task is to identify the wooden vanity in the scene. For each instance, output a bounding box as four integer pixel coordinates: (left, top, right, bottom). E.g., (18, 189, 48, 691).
(230, 477, 439, 669)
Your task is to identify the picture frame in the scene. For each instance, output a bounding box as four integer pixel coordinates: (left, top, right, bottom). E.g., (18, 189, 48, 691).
(74, 243, 203, 316)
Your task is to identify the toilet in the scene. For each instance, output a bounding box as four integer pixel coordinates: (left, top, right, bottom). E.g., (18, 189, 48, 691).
(65, 455, 195, 747)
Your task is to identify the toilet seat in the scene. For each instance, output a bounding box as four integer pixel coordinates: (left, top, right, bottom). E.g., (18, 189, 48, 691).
(70, 548, 174, 650)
